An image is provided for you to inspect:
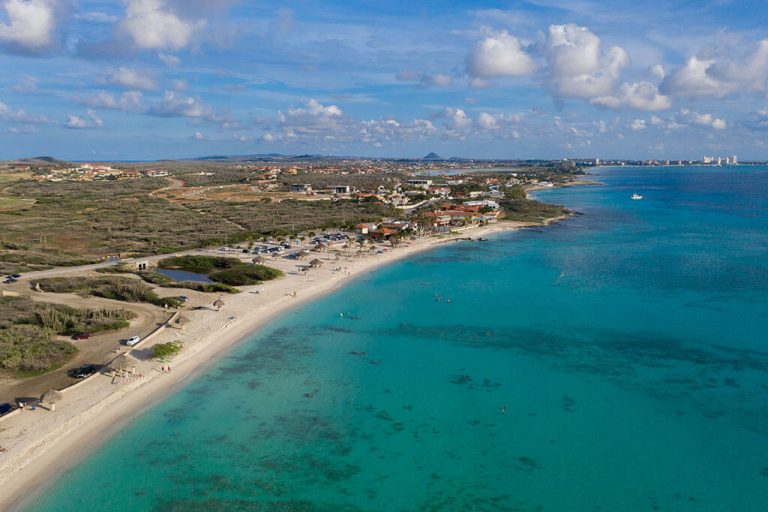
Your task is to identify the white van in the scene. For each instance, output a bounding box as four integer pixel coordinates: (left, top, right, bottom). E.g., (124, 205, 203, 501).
(125, 336, 141, 346)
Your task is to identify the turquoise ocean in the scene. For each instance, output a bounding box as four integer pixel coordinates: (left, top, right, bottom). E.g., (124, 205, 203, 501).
(27, 166, 768, 511)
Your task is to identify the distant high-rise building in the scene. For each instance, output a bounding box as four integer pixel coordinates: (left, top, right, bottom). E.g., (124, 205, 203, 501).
(703, 156, 714, 164)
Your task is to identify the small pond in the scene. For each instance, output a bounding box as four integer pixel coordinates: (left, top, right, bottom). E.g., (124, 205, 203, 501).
(154, 268, 214, 283)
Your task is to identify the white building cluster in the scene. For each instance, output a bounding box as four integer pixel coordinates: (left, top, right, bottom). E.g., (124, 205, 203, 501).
(703, 155, 738, 165)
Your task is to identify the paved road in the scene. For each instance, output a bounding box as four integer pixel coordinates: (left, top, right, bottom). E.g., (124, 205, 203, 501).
(0, 294, 173, 404)
(9, 249, 220, 282)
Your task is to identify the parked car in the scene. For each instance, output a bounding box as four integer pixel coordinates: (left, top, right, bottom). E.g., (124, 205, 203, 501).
(0, 402, 14, 416)
(69, 364, 98, 379)
(72, 333, 92, 340)
(125, 335, 141, 346)
(179, 295, 189, 303)
(10, 273, 21, 279)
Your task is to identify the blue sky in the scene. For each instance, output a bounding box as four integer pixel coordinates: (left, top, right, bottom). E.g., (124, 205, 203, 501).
(0, 0, 767, 160)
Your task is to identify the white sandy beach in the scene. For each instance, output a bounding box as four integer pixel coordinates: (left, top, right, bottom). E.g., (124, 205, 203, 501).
(0, 220, 562, 511)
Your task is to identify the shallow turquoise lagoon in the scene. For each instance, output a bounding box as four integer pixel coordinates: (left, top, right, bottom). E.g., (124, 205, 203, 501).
(28, 166, 768, 511)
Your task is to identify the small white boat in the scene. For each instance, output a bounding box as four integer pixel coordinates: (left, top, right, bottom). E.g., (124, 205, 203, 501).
(631, 193, 643, 200)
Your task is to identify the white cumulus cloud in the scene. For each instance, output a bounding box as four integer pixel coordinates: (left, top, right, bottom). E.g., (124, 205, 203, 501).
(0, 0, 67, 53)
(545, 23, 629, 100)
(421, 73, 453, 88)
(592, 81, 671, 111)
(117, 0, 206, 51)
(466, 29, 535, 78)
(149, 90, 213, 118)
(104, 67, 156, 90)
(0, 100, 52, 124)
(360, 118, 436, 145)
(86, 90, 144, 111)
(679, 109, 727, 130)
(278, 99, 353, 141)
(66, 109, 103, 129)
(660, 39, 768, 99)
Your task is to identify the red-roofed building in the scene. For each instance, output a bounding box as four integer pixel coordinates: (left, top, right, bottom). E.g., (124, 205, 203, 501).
(354, 223, 377, 235)
(372, 227, 397, 239)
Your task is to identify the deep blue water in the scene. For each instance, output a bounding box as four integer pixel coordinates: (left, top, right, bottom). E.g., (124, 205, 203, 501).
(27, 166, 768, 511)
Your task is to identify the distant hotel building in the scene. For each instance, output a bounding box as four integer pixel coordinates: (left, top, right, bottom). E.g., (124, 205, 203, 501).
(703, 155, 737, 165)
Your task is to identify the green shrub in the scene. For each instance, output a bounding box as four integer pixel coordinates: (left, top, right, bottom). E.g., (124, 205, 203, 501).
(148, 295, 183, 308)
(209, 264, 283, 286)
(152, 341, 183, 359)
(1, 296, 135, 336)
(158, 255, 243, 274)
(0, 325, 77, 374)
(499, 197, 569, 223)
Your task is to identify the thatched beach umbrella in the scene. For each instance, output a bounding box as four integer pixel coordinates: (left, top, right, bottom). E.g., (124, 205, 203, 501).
(213, 298, 225, 311)
(110, 353, 137, 373)
(309, 258, 323, 268)
(40, 389, 63, 411)
(297, 250, 309, 260)
(252, 255, 265, 265)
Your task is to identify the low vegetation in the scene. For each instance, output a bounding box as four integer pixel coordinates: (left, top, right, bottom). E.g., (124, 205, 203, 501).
(158, 255, 242, 274)
(0, 296, 140, 374)
(209, 264, 283, 286)
(97, 266, 239, 294)
(499, 185, 570, 223)
(151, 341, 183, 359)
(0, 173, 396, 273)
(32, 276, 183, 308)
(0, 325, 77, 374)
(0, 296, 136, 336)
(158, 255, 283, 286)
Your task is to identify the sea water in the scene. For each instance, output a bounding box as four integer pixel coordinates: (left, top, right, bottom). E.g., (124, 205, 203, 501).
(27, 166, 768, 511)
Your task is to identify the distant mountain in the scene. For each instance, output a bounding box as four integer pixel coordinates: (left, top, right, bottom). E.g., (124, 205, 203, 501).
(190, 153, 339, 162)
(10, 156, 71, 166)
(423, 152, 443, 160)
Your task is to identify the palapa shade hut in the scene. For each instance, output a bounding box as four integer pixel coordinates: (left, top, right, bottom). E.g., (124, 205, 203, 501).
(40, 389, 63, 411)
(252, 255, 265, 265)
(110, 353, 137, 373)
(309, 258, 323, 268)
(296, 250, 309, 260)
(213, 298, 225, 311)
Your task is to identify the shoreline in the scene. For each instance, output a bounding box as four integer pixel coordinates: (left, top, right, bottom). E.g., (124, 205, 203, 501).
(0, 219, 566, 511)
